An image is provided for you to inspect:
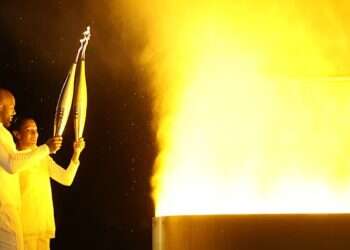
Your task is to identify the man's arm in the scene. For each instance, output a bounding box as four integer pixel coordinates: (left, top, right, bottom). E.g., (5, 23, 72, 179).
(0, 126, 62, 174)
(0, 142, 50, 174)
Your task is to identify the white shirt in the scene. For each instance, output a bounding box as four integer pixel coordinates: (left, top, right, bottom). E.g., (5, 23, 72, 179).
(0, 123, 49, 233)
(19, 154, 79, 239)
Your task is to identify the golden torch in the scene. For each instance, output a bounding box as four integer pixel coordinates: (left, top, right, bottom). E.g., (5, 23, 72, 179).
(74, 26, 91, 140)
(53, 37, 84, 137)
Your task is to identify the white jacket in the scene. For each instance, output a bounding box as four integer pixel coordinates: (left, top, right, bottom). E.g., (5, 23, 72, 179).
(19, 154, 79, 239)
(0, 123, 49, 241)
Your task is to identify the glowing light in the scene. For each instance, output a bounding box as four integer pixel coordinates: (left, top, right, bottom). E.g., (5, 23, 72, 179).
(124, 0, 350, 216)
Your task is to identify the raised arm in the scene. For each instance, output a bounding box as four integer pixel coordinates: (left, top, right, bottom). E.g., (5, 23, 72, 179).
(0, 129, 62, 174)
(49, 138, 85, 186)
(0, 142, 49, 174)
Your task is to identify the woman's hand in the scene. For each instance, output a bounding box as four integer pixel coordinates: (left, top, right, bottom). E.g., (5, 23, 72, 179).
(73, 137, 85, 154)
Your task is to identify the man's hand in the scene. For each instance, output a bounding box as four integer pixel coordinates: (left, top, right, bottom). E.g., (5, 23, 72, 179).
(73, 138, 85, 154)
(46, 136, 63, 154)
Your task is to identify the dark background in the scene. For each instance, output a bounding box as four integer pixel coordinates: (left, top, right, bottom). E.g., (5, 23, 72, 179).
(3, 1, 350, 250)
(0, 1, 156, 249)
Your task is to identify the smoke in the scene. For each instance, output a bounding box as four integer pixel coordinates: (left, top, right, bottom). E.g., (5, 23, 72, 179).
(4, 0, 350, 216)
(120, 0, 350, 215)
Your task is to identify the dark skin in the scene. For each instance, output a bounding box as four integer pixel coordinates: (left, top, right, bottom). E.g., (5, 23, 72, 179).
(0, 88, 63, 153)
(0, 89, 16, 128)
(13, 118, 85, 163)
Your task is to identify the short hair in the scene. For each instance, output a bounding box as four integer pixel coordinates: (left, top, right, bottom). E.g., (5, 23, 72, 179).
(11, 117, 34, 132)
(0, 88, 14, 105)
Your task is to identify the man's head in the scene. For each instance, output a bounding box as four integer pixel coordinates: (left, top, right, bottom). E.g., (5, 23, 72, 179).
(13, 118, 39, 150)
(0, 89, 16, 128)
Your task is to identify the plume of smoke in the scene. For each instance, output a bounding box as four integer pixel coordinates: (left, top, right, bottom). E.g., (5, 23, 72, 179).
(122, 0, 350, 215)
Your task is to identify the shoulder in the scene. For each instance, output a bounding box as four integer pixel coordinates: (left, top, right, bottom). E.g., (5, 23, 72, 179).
(0, 125, 12, 138)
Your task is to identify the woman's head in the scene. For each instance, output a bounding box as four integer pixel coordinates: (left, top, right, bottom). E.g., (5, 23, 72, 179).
(12, 118, 39, 149)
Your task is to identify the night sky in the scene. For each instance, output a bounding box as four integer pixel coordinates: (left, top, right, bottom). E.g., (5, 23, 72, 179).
(0, 1, 156, 249)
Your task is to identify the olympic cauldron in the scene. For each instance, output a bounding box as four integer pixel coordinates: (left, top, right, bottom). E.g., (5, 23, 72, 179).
(153, 213, 350, 250)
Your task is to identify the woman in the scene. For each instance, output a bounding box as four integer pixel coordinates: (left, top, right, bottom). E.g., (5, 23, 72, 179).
(12, 118, 85, 250)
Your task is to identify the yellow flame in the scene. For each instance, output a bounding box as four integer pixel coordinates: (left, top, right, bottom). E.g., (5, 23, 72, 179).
(121, 0, 350, 216)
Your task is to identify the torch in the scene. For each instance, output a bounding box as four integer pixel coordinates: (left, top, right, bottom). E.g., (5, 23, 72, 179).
(74, 26, 91, 140)
(53, 37, 84, 137)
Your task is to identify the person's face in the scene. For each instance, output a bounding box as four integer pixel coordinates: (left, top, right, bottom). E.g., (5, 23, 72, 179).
(16, 119, 39, 149)
(0, 96, 16, 128)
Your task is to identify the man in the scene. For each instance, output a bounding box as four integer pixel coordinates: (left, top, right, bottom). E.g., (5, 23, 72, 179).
(0, 89, 62, 250)
(12, 118, 85, 250)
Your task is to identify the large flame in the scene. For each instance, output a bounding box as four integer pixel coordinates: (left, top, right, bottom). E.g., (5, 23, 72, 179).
(124, 1, 350, 216)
